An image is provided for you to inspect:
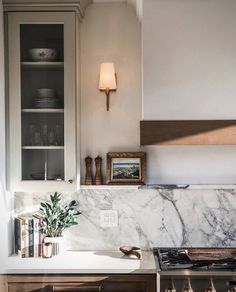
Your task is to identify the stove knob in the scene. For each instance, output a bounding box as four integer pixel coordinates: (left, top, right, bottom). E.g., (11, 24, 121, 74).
(165, 288, 176, 292)
(183, 279, 193, 292)
(205, 279, 216, 292)
(165, 281, 176, 292)
(227, 287, 236, 292)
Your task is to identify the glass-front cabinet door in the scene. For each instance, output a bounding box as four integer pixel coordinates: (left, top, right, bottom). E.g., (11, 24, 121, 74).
(7, 12, 77, 191)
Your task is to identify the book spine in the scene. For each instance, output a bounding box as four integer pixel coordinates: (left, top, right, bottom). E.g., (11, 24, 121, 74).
(38, 217, 43, 257)
(20, 218, 27, 258)
(28, 219, 34, 258)
(33, 218, 39, 257)
(32, 214, 43, 257)
(14, 218, 19, 255)
(18, 218, 22, 256)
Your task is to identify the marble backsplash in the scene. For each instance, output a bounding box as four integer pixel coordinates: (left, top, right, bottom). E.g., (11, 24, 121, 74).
(14, 187, 236, 250)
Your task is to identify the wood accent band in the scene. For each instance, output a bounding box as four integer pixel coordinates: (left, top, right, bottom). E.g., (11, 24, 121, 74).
(140, 120, 236, 145)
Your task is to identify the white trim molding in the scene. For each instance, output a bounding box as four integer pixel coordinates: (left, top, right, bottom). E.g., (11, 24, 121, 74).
(127, 0, 142, 21)
(93, 0, 142, 21)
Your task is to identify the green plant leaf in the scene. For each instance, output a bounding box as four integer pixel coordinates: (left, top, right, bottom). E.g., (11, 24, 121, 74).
(38, 192, 81, 237)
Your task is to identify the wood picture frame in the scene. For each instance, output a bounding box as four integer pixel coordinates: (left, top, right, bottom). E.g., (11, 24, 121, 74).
(107, 152, 146, 185)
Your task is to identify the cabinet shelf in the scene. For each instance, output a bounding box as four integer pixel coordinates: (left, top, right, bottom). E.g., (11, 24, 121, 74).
(22, 109, 64, 113)
(21, 61, 64, 70)
(22, 146, 64, 150)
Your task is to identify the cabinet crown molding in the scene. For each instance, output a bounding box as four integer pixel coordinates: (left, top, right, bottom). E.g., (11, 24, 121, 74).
(3, 0, 92, 20)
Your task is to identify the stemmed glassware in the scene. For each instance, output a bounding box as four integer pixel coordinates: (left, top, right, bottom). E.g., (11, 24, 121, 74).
(28, 124, 63, 146)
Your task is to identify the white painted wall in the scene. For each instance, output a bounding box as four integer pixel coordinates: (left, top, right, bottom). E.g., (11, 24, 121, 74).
(143, 0, 236, 184)
(80, 2, 142, 181)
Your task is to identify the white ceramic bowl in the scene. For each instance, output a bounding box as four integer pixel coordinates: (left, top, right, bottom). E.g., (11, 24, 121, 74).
(29, 48, 57, 62)
(37, 88, 56, 98)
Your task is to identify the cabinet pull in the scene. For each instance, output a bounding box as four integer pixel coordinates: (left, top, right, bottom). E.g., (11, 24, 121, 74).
(52, 284, 103, 291)
(67, 179, 73, 184)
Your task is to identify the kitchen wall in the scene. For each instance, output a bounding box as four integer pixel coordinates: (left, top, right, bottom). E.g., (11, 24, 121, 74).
(15, 187, 236, 250)
(2, 0, 236, 256)
(143, 0, 236, 184)
(80, 2, 142, 181)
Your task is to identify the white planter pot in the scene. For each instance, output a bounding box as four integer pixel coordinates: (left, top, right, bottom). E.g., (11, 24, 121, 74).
(44, 236, 65, 256)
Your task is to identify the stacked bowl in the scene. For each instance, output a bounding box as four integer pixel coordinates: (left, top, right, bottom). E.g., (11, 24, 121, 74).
(29, 48, 57, 62)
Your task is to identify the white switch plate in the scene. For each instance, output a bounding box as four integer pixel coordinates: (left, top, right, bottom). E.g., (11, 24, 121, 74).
(100, 210, 118, 227)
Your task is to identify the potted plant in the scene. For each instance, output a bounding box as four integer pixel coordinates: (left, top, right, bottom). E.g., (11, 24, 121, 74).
(39, 192, 81, 256)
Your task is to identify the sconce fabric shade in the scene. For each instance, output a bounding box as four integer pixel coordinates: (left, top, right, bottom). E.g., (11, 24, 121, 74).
(99, 63, 117, 90)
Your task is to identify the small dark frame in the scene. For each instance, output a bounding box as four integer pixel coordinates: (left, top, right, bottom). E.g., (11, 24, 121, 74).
(107, 152, 146, 185)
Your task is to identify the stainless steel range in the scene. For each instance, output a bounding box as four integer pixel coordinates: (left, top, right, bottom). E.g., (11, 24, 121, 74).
(154, 248, 236, 292)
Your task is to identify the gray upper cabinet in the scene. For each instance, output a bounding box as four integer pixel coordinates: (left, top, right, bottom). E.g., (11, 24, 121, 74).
(6, 11, 79, 192)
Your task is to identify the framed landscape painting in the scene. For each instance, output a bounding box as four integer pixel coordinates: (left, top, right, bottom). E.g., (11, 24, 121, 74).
(107, 152, 146, 185)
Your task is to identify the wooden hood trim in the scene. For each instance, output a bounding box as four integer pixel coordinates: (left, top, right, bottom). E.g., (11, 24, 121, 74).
(140, 120, 236, 145)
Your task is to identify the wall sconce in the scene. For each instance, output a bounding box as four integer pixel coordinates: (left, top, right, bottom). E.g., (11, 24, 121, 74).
(99, 63, 117, 111)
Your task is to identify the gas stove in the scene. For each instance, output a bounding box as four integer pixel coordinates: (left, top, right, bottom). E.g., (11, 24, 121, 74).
(154, 248, 236, 292)
(155, 248, 236, 272)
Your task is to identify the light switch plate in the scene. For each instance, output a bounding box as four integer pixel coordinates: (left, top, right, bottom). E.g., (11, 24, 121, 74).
(100, 210, 118, 227)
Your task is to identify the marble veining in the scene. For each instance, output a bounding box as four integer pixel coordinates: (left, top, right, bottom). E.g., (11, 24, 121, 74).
(14, 188, 236, 250)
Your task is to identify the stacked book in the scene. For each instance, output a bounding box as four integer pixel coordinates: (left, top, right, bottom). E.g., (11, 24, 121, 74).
(14, 214, 43, 258)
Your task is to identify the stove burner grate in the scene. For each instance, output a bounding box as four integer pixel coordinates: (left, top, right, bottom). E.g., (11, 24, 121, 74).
(154, 248, 236, 271)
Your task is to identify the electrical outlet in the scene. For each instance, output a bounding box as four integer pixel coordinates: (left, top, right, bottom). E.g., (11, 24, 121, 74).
(100, 210, 118, 227)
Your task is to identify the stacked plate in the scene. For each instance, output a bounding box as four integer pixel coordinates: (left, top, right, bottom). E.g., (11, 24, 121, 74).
(34, 98, 60, 108)
(34, 88, 60, 108)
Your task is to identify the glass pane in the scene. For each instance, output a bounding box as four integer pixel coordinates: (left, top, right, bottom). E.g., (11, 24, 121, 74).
(20, 24, 65, 181)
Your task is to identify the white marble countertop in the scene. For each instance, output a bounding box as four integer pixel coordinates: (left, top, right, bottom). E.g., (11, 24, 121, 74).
(2, 251, 156, 274)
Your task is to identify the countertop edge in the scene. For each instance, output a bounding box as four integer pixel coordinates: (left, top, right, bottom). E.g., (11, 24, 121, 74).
(0, 251, 157, 275)
(3, 269, 157, 275)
